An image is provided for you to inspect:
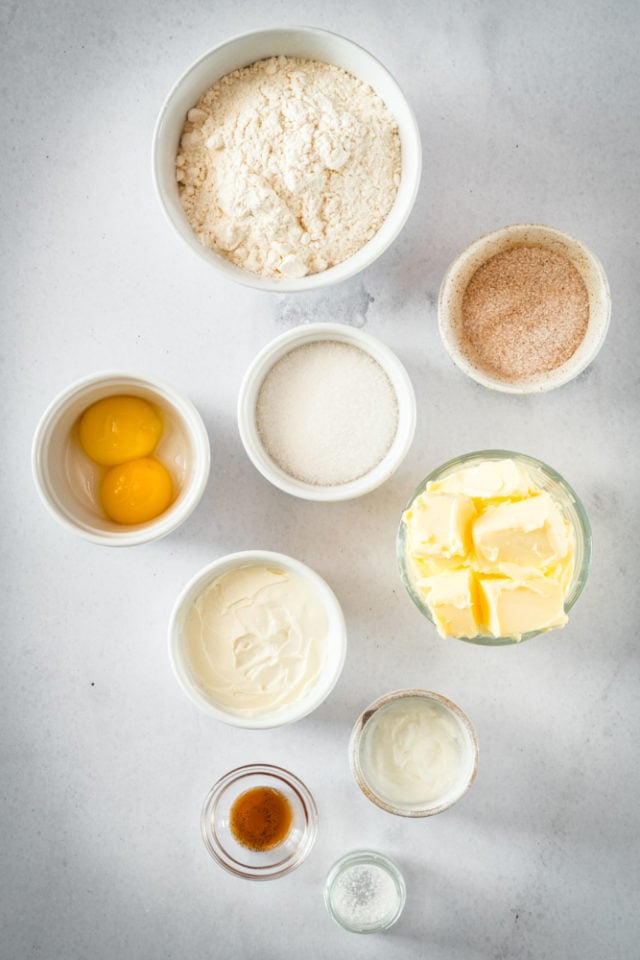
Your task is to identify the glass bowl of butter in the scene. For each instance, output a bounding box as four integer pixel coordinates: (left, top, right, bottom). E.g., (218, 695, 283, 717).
(169, 550, 347, 727)
(397, 450, 591, 646)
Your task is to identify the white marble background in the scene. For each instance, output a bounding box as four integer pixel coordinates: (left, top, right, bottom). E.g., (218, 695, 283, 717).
(2, 0, 639, 958)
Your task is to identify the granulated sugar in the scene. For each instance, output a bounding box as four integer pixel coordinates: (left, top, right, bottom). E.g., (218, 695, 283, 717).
(255, 340, 398, 486)
(460, 245, 589, 382)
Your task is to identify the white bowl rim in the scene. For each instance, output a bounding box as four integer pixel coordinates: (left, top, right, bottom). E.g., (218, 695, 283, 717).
(438, 222, 612, 394)
(237, 321, 417, 501)
(151, 24, 422, 292)
(31, 369, 211, 546)
(168, 549, 348, 728)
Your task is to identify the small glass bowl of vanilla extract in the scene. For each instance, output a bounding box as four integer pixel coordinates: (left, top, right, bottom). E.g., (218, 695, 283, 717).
(201, 764, 318, 880)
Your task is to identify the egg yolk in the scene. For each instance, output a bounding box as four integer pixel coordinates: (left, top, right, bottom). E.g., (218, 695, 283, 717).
(100, 457, 173, 525)
(79, 395, 163, 466)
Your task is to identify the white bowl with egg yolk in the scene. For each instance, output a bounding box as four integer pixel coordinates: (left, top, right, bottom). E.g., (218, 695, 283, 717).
(152, 26, 422, 291)
(168, 550, 347, 728)
(31, 371, 211, 546)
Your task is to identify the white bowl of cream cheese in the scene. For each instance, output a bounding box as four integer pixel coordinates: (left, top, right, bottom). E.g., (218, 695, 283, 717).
(350, 689, 479, 816)
(152, 27, 421, 291)
(169, 550, 347, 727)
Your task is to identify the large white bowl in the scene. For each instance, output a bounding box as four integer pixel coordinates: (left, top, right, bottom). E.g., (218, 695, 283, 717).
(32, 371, 211, 546)
(152, 26, 422, 292)
(168, 550, 347, 728)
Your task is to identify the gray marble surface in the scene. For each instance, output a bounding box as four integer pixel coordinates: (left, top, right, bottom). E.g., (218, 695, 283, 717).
(2, 1, 640, 958)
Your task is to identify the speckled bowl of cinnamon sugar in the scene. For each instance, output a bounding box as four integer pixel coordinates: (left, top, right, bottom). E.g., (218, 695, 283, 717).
(438, 224, 611, 393)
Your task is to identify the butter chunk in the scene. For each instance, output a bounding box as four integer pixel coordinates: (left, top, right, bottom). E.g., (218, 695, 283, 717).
(428, 458, 536, 500)
(420, 568, 479, 638)
(478, 576, 568, 640)
(405, 493, 476, 559)
(472, 493, 571, 569)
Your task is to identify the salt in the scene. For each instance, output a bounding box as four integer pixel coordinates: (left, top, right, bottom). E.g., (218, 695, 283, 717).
(330, 862, 400, 927)
(255, 340, 399, 486)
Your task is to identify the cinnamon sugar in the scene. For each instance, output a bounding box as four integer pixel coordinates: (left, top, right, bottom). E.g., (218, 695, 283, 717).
(460, 245, 589, 382)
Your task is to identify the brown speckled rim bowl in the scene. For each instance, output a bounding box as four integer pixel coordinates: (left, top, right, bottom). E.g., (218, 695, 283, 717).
(349, 689, 479, 817)
(438, 223, 611, 393)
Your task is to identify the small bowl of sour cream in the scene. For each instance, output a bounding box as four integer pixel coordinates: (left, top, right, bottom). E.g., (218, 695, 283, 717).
(169, 550, 347, 728)
(349, 689, 479, 817)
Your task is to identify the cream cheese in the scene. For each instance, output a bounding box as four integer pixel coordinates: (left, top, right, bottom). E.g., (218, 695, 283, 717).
(185, 564, 328, 716)
(361, 697, 467, 807)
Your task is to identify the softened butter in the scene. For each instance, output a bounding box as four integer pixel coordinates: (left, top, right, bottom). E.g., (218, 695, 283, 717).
(185, 564, 328, 716)
(403, 459, 575, 640)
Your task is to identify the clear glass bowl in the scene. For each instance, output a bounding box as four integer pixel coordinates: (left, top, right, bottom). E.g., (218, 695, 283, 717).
(349, 689, 479, 817)
(201, 764, 318, 880)
(324, 850, 406, 933)
(397, 450, 592, 646)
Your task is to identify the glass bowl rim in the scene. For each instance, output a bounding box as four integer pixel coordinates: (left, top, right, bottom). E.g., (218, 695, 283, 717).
(200, 763, 319, 880)
(396, 449, 592, 646)
(324, 848, 407, 932)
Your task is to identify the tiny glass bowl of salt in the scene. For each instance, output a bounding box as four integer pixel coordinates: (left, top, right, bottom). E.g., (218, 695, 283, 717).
(438, 223, 611, 393)
(237, 322, 416, 501)
(324, 850, 406, 933)
(349, 689, 479, 818)
(397, 451, 592, 646)
(152, 27, 421, 292)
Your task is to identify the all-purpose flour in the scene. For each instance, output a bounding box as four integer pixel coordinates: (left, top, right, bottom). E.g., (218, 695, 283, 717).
(176, 56, 402, 278)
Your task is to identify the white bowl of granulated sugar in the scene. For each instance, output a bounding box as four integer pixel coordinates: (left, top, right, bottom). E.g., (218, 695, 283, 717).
(152, 27, 421, 291)
(438, 223, 611, 394)
(237, 323, 416, 501)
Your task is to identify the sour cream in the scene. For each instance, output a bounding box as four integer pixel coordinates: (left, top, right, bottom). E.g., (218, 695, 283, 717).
(185, 564, 328, 716)
(359, 695, 470, 808)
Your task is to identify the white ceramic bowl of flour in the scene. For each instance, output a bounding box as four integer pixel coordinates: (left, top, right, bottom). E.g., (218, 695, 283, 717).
(152, 27, 421, 291)
(237, 322, 416, 501)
